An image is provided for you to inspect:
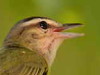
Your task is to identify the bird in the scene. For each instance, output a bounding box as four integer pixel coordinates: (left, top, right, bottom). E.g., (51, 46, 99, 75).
(0, 17, 84, 75)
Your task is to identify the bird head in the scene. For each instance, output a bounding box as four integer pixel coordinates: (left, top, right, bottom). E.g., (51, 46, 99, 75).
(4, 17, 84, 65)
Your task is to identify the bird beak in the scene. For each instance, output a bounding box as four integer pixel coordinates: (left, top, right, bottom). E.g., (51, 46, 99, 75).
(53, 23, 84, 39)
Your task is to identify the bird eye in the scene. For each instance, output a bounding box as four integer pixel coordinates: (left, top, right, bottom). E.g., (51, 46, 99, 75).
(39, 21, 48, 29)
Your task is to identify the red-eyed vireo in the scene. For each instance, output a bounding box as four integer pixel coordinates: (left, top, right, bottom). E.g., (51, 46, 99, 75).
(0, 17, 84, 75)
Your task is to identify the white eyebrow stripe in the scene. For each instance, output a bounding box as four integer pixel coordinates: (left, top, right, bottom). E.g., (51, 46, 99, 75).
(20, 18, 61, 27)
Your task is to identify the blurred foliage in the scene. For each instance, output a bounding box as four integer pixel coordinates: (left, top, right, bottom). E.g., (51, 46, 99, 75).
(0, 0, 99, 75)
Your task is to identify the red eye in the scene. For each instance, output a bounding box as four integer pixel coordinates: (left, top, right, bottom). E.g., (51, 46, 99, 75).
(39, 21, 48, 29)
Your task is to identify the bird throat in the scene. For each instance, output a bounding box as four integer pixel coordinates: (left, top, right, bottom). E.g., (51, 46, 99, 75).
(34, 38, 64, 66)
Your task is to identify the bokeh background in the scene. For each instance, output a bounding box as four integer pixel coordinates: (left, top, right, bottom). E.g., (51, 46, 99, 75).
(0, 0, 99, 75)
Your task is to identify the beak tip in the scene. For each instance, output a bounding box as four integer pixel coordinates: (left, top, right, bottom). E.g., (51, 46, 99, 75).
(63, 23, 83, 26)
(62, 23, 84, 30)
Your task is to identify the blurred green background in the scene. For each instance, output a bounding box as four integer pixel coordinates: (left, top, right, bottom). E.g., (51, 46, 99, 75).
(0, 0, 99, 75)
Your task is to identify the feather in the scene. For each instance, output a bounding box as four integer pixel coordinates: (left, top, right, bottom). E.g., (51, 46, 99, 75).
(0, 47, 48, 75)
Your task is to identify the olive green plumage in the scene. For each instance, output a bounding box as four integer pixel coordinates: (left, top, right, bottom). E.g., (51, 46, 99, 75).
(0, 47, 48, 75)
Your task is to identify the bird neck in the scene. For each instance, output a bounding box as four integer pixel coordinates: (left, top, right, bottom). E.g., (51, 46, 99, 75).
(4, 36, 63, 66)
(22, 38, 63, 66)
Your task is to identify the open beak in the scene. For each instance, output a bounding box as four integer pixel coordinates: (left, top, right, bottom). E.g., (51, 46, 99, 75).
(53, 23, 84, 38)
